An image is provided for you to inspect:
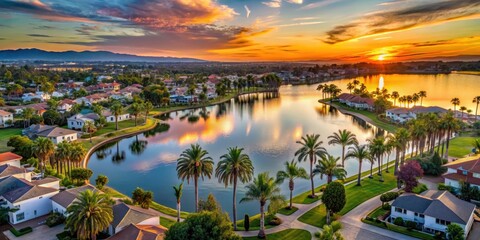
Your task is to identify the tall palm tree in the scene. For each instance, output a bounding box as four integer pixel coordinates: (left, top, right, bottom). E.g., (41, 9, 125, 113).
(55, 142, 71, 175)
(412, 93, 419, 106)
(215, 147, 254, 230)
(346, 144, 370, 186)
(366, 154, 375, 178)
(384, 136, 394, 173)
(473, 96, 480, 118)
(83, 121, 96, 144)
(143, 101, 154, 124)
(176, 144, 214, 212)
(418, 91, 427, 106)
(131, 103, 143, 126)
(314, 154, 347, 184)
(328, 130, 358, 167)
(70, 142, 86, 170)
(173, 183, 183, 222)
(110, 103, 123, 130)
(390, 128, 410, 175)
(451, 97, 460, 112)
(240, 172, 284, 239)
(66, 190, 113, 240)
(391, 91, 399, 106)
(276, 160, 308, 209)
(32, 137, 55, 177)
(441, 112, 460, 159)
(367, 136, 386, 175)
(295, 134, 327, 197)
(21, 107, 34, 128)
(459, 106, 467, 119)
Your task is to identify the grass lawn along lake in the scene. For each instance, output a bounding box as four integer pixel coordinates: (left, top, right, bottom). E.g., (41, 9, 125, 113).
(0, 128, 21, 152)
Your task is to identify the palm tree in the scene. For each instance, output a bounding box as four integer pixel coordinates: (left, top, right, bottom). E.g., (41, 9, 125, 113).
(346, 143, 370, 186)
(441, 112, 460, 159)
(328, 129, 358, 167)
(412, 93, 419, 106)
(176, 144, 214, 212)
(173, 183, 183, 222)
(110, 103, 123, 130)
(240, 172, 284, 239)
(418, 91, 427, 106)
(459, 106, 467, 119)
(366, 154, 375, 178)
(473, 96, 480, 118)
(390, 128, 410, 175)
(143, 101, 154, 124)
(70, 142, 86, 170)
(367, 136, 386, 175)
(215, 147, 254, 230)
(21, 107, 34, 128)
(384, 137, 394, 173)
(406, 95, 413, 108)
(83, 121, 96, 143)
(131, 103, 143, 126)
(32, 137, 55, 177)
(346, 82, 354, 93)
(391, 91, 399, 106)
(451, 97, 460, 112)
(314, 154, 347, 184)
(295, 134, 327, 197)
(276, 160, 308, 209)
(66, 190, 113, 240)
(55, 142, 71, 175)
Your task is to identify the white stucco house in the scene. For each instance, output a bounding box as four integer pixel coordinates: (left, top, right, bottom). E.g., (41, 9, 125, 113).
(0, 110, 13, 128)
(0, 152, 23, 168)
(102, 110, 131, 123)
(386, 106, 448, 123)
(443, 156, 480, 189)
(390, 190, 475, 238)
(67, 113, 99, 130)
(24, 124, 79, 144)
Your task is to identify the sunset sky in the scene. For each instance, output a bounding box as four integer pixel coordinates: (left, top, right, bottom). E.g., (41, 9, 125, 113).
(0, 0, 479, 62)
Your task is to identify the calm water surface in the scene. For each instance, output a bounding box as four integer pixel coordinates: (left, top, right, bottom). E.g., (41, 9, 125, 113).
(88, 74, 480, 217)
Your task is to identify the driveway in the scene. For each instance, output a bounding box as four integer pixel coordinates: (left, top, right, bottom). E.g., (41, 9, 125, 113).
(3, 224, 64, 240)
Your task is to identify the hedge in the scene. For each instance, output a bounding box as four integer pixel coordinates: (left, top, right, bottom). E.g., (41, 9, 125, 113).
(10, 227, 33, 237)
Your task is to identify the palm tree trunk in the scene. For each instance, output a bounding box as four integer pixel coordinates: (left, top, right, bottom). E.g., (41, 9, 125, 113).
(357, 159, 362, 186)
(233, 177, 238, 231)
(341, 145, 345, 167)
(445, 129, 451, 159)
(177, 202, 181, 222)
(195, 176, 199, 212)
(258, 203, 266, 238)
(326, 208, 331, 225)
(115, 116, 119, 130)
(386, 153, 390, 173)
(394, 149, 400, 175)
(289, 179, 294, 209)
(134, 115, 137, 126)
(377, 155, 381, 175)
(309, 156, 315, 197)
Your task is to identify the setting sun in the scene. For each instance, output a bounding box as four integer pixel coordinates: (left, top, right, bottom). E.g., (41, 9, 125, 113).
(378, 55, 386, 61)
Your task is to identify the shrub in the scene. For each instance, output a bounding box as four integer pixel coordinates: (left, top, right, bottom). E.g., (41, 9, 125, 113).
(95, 175, 108, 190)
(10, 227, 32, 237)
(319, 185, 326, 192)
(405, 220, 416, 230)
(106, 132, 115, 137)
(412, 184, 428, 194)
(365, 216, 373, 221)
(70, 168, 93, 185)
(393, 217, 404, 226)
(267, 215, 282, 225)
(46, 212, 65, 227)
(244, 214, 250, 231)
(380, 192, 399, 206)
(382, 203, 391, 210)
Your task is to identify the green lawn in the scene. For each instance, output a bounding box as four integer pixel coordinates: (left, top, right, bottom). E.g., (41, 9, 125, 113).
(89, 120, 138, 137)
(242, 229, 311, 240)
(362, 219, 435, 240)
(448, 136, 478, 158)
(160, 217, 176, 229)
(0, 128, 22, 153)
(277, 206, 298, 216)
(367, 206, 389, 219)
(292, 189, 322, 204)
(236, 214, 277, 231)
(298, 167, 397, 228)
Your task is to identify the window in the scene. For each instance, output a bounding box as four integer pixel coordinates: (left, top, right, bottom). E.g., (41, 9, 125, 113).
(435, 219, 451, 226)
(462, 170, 468, 175)
(34, 210, 37, 216)
(16, 213, 25, 221)
(474, 173, 480, 178)
(395, 207, 403, 213)
(419, 214, 425, 218)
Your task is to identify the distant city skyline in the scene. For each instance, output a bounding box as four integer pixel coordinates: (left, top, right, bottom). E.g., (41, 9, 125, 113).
(0, 0, 479, 62)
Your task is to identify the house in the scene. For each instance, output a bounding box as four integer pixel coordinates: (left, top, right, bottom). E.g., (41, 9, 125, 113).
(21, 91, 50, 102)
(0, 152, 22, 168)
(0, 176, 60, 224)
(0, 109, 13, 128)
(75, 93, 109, 107)
(58, 99, 76, 112)
(109, 202, 161, 236)
(4, 103, 48, 115)
(443, 156, 480, 189)
(108, 224, 166, 240)
(390, 190, 475, 238)
(51, 185, 98, 216)
(386, 106, 448, 123)
(86, 82, 121, 93)
(101, 110, 130, 123)
(67, 113, 99, 130)
(23, 124, 79, 144)
(337, 93, 374, 111)
(0, 165, 30, 180)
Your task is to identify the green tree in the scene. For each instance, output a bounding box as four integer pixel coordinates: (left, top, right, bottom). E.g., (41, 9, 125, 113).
(346, 143, 370, 186)
(215, 147, 254, 230)
(110, 103, 123, 130)
(473, 96, 480, 118)
(7, 135, 33, 159)
(368, 136, 386, 176)
(132, 187, 153, 209)
(21, 107, 34, 128)
(328, 130, 358, 167)
(71, 168, 93, 185)
(198, 193, 220, 212)
(95, 175, 108, 190)
(317, 221, 344, 240)
(240, 172, 284, 239)
(295, 134, 327, 197)
(441, 112, 460, 159)
(32, 137, 55, 177)
(446, 223, 465, 240)
(322, 182, 346, 225)
(65, 190, 113, 240)
(43, 110, 62, 125)
(314, 154, 347, 184)
(173, 183, 183, 222)
(55, 142, 71, 175)
(143, 101, 154, 124)
(131, 103, 143, 126)
(165, 211, 240, 240)
(276, 160, 308, 209)
(176, 144, 214, 212)
(83, 121, 96, 144)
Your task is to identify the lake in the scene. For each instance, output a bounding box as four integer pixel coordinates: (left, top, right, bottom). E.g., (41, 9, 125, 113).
(87, 73, 480, 217)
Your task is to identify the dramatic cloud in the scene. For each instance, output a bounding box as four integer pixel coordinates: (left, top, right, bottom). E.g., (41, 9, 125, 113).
(324, 0, 480, 44)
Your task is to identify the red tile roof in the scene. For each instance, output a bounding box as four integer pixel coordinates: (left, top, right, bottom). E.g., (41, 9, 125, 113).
(443, 172, 480, 186)
(0, 152, 22, 163)
(444, 157, 480, 173)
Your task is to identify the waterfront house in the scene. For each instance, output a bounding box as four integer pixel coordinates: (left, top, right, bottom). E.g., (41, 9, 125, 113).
(51, 184, 98, 216)
(443, 156, 480, 189)
(101, 109, 131, 123)
(67, 113, 99, 130)
(109, 202, 161, 236)
(24, 124, 79, 144)
(108, 224, 166, 240)
(390, 190, 475, 238)
(0, 109, 13, 128)
(337, 93, 374, 111)
(0, 152, 22, 168)
(386, 106, 448, 123)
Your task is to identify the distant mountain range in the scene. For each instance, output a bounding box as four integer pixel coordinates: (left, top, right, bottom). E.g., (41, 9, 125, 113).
(0, 48, 205, 62)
